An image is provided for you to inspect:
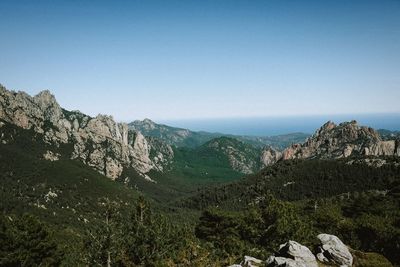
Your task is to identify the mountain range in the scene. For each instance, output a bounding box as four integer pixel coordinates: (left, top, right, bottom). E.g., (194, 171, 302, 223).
(1, 84, 400, 188)
(1, 84, 400, 266)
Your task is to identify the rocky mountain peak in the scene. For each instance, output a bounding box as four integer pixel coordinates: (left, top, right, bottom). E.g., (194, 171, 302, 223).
(309, 119, 381, 144)
(34, 90, 57, 103)
(319, 120, 336, 131)
(262, 120, 399, 166)
(143, 118, 154, 124)
(130, 118, 158, 132)
(85, 114, 129, 145)
(33, 90, 63, 123)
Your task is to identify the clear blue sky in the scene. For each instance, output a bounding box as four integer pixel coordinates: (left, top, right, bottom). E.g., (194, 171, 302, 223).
(0, 0, 399, 121)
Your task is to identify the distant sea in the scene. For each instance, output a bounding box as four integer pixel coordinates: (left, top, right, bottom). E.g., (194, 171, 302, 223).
(160, 113, 400, 136)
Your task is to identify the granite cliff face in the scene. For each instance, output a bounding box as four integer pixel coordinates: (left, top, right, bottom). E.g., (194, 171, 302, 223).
(0, 85, 173, 181)
(261, 147, 282, 167)
(262, 120, 400, 166)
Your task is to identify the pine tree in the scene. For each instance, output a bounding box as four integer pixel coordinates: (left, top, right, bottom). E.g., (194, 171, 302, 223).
(82, 198, 121, 266)
(0, 214, 62, 266)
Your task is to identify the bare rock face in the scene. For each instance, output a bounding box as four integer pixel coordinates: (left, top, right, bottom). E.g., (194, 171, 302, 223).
(130, 131, 154, 174)
(277, 240, 318, 267)
(261, 120, 400, 166)
(0, 85, 173, 181)
(33, 90, 64, 125)
(1, 86, 62, 133)
(316, 234, 353, 267)
(261, 147, 282, 166)
(84, 114, 128, 145)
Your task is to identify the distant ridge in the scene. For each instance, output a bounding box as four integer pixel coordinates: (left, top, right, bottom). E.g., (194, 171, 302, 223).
(128, 118, 221, 148)
(129, 118, 310, 149)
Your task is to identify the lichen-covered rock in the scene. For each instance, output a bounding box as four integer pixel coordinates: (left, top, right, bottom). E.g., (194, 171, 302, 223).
(316, 234, 353, 266)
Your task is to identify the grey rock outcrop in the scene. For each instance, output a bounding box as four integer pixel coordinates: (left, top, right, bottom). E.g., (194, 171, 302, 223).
(278, 241, 318, 267)
(266, 241, 318, 267)
(262, 120, 400, 166)
(0, 85, 173, 180)
(316, 234, 353, 266)
(232, 235, 356, 267)
(261, 146, 282, 166)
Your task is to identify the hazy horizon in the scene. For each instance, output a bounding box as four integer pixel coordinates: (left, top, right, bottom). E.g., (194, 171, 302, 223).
(158, 113, 400, 136)
(1, 0, 400, 121)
